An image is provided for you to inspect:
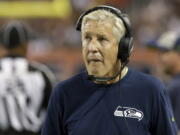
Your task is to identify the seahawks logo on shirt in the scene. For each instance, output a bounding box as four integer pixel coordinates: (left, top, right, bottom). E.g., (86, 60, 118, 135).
(114, 106, 144, 121)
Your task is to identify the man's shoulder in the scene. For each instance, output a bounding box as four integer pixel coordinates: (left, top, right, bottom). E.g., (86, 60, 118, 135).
(54, 71, 86, 92)
(29, 61, 52, 74)
(130, 68, 165, 91)
(130, 68, 161, 83)
(29, 61, 56, 82)
(129, 68, 167, 102)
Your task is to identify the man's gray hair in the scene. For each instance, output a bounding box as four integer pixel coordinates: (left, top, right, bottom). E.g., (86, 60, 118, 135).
(81, 9, 126, 43)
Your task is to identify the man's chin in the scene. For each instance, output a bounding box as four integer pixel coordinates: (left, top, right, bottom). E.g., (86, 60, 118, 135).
(87, 69, 103, 77)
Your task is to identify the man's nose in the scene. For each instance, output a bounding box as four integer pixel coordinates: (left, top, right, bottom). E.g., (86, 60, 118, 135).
(88, 38, 99, 52)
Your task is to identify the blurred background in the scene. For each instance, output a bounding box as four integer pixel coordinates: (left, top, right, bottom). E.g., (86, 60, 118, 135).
(0, 0, 179, 82)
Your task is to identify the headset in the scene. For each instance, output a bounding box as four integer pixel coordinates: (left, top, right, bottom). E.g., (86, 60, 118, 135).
(76, 5, 134, 65)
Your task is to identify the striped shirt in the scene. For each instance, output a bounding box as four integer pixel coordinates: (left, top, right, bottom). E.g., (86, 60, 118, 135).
(0, 56, 55, 135)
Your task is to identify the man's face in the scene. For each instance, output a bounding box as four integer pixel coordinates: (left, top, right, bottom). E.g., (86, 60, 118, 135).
(82, 19, 120, 77)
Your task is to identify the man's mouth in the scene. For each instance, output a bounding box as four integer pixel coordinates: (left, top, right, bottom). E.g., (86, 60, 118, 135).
(88, 59, 102, 63)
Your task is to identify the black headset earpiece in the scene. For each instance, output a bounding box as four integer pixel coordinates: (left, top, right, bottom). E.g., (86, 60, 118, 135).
(117, 14, 133, 64)
(76, 5, 133, 64)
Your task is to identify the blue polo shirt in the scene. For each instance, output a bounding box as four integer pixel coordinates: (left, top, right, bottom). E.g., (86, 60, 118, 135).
(42, 68, 178, 135)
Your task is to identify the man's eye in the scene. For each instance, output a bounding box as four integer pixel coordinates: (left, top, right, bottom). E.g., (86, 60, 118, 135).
(98, 37, 107, 42)
(85, 35, 91, 40)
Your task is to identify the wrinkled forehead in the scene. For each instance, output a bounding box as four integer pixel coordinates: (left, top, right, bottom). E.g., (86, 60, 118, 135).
(82, 20, 115, 39)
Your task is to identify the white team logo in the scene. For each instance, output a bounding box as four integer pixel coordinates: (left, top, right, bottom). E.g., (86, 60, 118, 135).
(114, 106, 144, 121)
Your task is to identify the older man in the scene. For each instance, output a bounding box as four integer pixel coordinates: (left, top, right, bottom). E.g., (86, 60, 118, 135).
(42, 5, 178, 135)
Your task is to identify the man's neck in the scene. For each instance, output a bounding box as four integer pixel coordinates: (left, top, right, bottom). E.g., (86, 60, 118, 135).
(121, 67, 128, 79)
(94, 67, 128, 84)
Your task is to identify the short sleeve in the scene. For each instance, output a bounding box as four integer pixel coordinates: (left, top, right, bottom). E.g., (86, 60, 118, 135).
(150, 86, 178, 135)
(169, 84, 180, 129)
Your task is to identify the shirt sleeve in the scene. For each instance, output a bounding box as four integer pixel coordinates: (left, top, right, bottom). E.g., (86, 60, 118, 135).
(41, 85, 65, 135)
(150, 86, 178, 135)
(169, 84, 180, 130)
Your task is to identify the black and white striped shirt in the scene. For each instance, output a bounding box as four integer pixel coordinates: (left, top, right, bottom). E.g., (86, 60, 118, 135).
(0, 56, 55, 135)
